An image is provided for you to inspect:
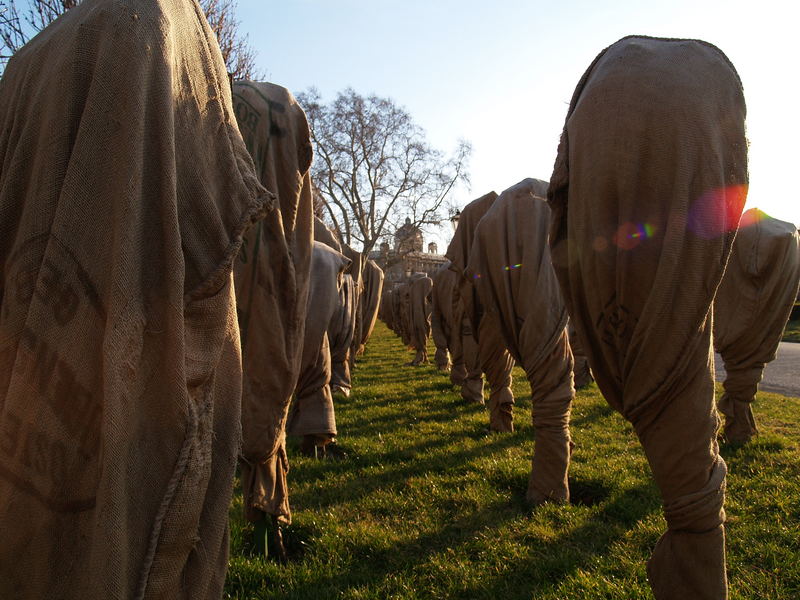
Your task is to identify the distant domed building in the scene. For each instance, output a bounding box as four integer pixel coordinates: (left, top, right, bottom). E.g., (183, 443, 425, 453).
(395, 217, 423, 254)
(371, 217, 447, 283)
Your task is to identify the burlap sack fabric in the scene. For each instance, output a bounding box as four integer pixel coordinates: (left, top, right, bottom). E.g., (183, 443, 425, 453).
(467, 178, 575, 504)
(379, 288, 396, 332)
(314, 216, 343, 253)
(356, 259, 385, 356)
(713, 208, 800, 443)
(431, 263, 460, 376)
(287, 242, 350, 443)
(390, 283, 406, 343)
(309, 221, 359, 395)
(329, 273, 358, 396)
(0, 0, 271, 597)
(568, 319, 594, 388)
(339, 243, 364, 373)
(408, 274, 434, 365)
(549, 36, 747, 600)
(446, 192, 498, 334)
(398, 280, 414, 348)
(233, 80, 314, 526)
(446, 192, 515, 428)
(476, 315, 516, 431)
(455, 291, 485, 404)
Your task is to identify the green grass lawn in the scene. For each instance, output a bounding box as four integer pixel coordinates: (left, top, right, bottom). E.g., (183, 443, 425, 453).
(225, 322, 800, 599)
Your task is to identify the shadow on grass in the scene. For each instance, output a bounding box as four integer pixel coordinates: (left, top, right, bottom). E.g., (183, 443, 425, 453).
(341, 400, 484, 437)
(456, 484, 660, 599)
(569, 477, 613, 506)
(288, 427, 531, 508)
(274, 483, 658, 600)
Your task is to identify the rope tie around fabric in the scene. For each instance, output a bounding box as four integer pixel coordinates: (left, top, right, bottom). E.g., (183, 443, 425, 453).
(720, 365, 763, 402)
(239, 430, 287, 464)
(662, 455, 727, 533)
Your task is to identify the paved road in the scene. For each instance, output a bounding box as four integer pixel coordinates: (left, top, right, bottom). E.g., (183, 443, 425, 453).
(715, 341, 800, 398)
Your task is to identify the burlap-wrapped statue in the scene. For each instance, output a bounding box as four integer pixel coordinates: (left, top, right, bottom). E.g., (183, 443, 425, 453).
(467, 178, 574, 504)
(447, 192, 516, 430)
(233, 78, 314, 550)
(329, 272, 358, 396)
(379, 288, 396, 332)
(311, 220, 358, 396)
(407, 274, 434, 365)
(356, 259, 385, 356)
(549, 36, 747, 599)
(396, 280, 413, 347)
(714, 208, 800, 443)
(455, 284, 486, 404)
(431, 264, 454, 371)
(288, 242, 350, 457)
(390, 282, 406, 342)
(340, 244, 364, 374)
(0, 0, 270, 597)
(432, 263, 468, 385)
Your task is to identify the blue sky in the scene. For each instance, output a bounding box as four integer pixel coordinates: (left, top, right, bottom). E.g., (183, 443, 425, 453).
(237, 0, 799, 246)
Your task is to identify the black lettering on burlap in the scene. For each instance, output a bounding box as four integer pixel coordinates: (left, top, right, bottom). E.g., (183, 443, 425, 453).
(21, 327, 102, 456)
(6, 234, 106, 325)
(0, 410, 92, 512)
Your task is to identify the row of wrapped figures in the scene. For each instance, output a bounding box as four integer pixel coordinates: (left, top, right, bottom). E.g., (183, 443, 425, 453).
(377, 37, 798, 600)
(0, 4, 798, 598)
(232, 82, 385, 559)
(0, 0, 387, 594)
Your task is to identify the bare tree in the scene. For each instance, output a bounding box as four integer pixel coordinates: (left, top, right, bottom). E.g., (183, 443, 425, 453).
(197, 0, 262, 80)
(1, 0, 262, 78)
(299, 87, 471, 256)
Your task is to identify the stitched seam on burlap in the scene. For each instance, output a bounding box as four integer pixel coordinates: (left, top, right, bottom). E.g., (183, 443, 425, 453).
(134, 398, 199, 600)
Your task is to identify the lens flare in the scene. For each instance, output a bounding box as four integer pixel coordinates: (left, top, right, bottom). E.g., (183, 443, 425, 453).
(503, 263, 522, 271)
(738, 207, 770, 229)
(612, 222, 656, 250)
(687, 184, 748, 239)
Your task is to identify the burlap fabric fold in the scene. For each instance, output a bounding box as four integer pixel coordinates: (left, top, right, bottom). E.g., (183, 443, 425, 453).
(379, 288, 396, 332)
(314, 216, 343, 252)
(339, 243, 364, 372)
(477, 316, 516, 431)
(467, 178, 574, 503)
(446, 192, 497, 334)
(311, 222, 358, 396)
(409, 274, 434, 365)
(357, 259, 385, 355)
(399, 280, 415, 347)
(568, 319, 594, 388)
(329, 273, 357, 396)
(713, 209, 800, 443)
(446, 192, 514, 424)
(233, 81, 314, 525)
(287, 242, 350, 441)
(455, 288, 485, 403)
(431, 263, 461, 376)
(549, 35, 747, 600)
(0, 1, 271, 597)
(391, 283, 406, 342)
